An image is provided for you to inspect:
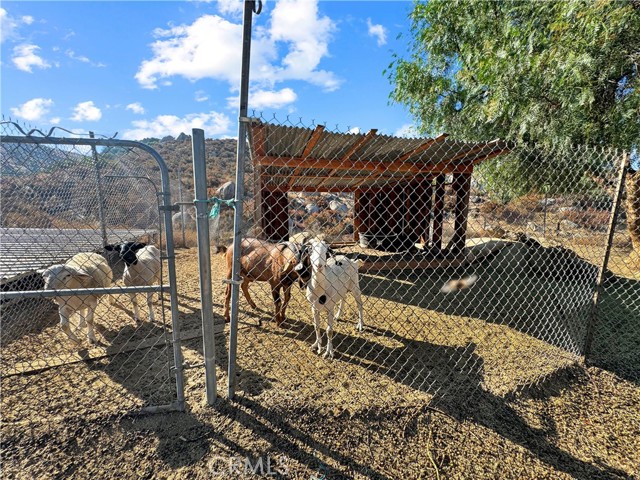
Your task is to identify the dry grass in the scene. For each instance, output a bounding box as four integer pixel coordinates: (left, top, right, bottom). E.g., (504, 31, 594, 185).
(1, 247, 639, 479)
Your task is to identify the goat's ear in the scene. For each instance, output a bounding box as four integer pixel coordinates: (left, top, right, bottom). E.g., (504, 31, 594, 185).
(103, 244, 117, 251)
(131, 242, 147, 251)
(281, 259, 292, 273)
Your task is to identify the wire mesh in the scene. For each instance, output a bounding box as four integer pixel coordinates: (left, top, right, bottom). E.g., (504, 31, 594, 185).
(0, 121, 182, 431)
(224, 113, 637, 420)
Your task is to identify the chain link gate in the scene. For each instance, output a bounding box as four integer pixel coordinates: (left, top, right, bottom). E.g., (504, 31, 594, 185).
(0, 121, 185, 434)
(222, 113, 637, 419)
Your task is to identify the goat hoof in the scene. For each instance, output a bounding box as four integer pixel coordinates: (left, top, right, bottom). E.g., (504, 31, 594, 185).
(323, 350, 334, 359)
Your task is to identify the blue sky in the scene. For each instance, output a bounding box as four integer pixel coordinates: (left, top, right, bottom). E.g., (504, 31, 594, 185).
(1, 0, 420, 140)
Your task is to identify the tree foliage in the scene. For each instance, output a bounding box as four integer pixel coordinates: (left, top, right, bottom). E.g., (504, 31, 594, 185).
(389, 0, 639, 151)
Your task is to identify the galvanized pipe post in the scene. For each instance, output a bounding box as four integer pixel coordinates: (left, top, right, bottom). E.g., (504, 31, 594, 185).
(89, 131, 109, 247)
(584, 151, 629, 360)
(192, 128, 217, 406)
(177, 164, 186, 247)
(228, 0, 259, 400)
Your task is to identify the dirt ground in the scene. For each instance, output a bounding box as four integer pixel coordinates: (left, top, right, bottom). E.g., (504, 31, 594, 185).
(2, 247, 639, 479)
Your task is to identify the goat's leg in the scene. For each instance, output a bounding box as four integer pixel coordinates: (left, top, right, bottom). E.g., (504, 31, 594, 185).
(147, 292, 155, 322)
(85, 300, 98, 344)
(335, 299, 344, 321)
(224, 283, 231, 323)
(311, 308, 322, 354)
(76, 308, 87, 330)
(324, 310, 335, 359)
(59, 308, 80, 343)
(277, 283, 292, 327)
(130, 292, 141, 323)
(241, 278, 257, 310)
(270, 284, 282, 325)
(352, 287, 364, 332)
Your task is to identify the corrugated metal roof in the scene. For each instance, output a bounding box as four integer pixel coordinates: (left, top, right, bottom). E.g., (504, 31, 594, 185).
(249, 119, 509, 191)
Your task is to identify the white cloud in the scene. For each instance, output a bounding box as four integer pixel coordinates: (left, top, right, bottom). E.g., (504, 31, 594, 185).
(66, 49, 106, 67)
(217, 0, 243, 15)
(367, 18, 387, 46)
(66, 49, 90, 63)
(348, 127, 361, 134)
(126, 102, 145, 114)
(136, 0, 340, 94)
(1, 8, 21, 43)
(268, 0, 339, 90)
(122, 111, 232, 139)
(228, 87, 297, 109)
(10, 98, 54, 121)
(195, 90, 209, 102)
(136, 15, 243, 89)
(50, 117, 61, 124)
(71, 101, 102, 121)
(12, 44, 51, 72)
(394, 124, 419, 138)
(1, 9, 39, 43)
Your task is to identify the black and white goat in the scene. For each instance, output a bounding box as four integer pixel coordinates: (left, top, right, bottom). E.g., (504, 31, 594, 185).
(305, 239, 364, 358)
(104, 242, 161, 322)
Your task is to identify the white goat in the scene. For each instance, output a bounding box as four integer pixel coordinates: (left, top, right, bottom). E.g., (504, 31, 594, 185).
(305, 239, 364, 359)
(122, 244, 161, 323)
(42, 252, 113, 344)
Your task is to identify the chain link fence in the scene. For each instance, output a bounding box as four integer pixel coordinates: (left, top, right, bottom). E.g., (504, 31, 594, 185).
(0, 121, 185, 432)
(222, 114, 638, 418)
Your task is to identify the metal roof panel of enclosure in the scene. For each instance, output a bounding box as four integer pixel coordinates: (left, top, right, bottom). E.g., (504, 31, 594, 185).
(248, 119, 510, 191)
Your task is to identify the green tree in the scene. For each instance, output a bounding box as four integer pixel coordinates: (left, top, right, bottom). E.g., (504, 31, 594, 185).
(388, 0, 640, 252)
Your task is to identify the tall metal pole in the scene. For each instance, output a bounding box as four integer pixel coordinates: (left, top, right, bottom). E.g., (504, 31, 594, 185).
(192, 128, 217, 405)
(177, 164, 186, 247)
(228, 0, 259, 400)
(584, 151, 629, 359)
(90, 131, 108, 247)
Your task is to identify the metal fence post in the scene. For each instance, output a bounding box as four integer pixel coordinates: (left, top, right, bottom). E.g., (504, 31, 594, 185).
(89, 131, 108, 247)
(228, 0, 259, 400)
(177, 164, 186, 247)
(584, 151, 629, 360)
(192, 128, 217, 405)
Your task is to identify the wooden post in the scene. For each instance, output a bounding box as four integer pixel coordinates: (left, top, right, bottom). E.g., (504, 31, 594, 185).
(354, 188, 364, 242)
(450, 172, 472, 255)
(432, 174, 446, 250)
(422, 180, 433, 245)
(261, 189, 289, 242)
(584, 152, 629, 360)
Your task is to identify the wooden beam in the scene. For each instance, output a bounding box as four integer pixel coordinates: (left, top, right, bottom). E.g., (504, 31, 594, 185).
(397, 133, 449, 163)
(446, 139, 504, 163)
(289, 125, 326, 186)
(471, 147, 511, 165)
(318, 129, 378, 188)
(257, 155, 474, 176)
(252, 122, 267, 157)
(341, 129, 378, 162)
(354, 133, 449, 188)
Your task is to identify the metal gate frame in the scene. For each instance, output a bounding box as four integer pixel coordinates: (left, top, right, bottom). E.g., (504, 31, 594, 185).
(0, 133, 185, 413)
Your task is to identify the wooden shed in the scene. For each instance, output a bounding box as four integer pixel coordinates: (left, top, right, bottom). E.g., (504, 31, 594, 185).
(248, 119, 508, 258)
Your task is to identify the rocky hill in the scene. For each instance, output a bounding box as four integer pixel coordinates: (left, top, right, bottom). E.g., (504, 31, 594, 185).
(141, 134, 238, 196)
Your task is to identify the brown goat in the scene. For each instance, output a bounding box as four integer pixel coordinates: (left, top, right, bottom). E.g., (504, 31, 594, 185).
(223, 238, 310, 326)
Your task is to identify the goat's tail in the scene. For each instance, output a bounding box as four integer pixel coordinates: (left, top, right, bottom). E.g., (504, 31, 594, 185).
(216, 245, 227, 254)
(440, 274, 478, 293)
